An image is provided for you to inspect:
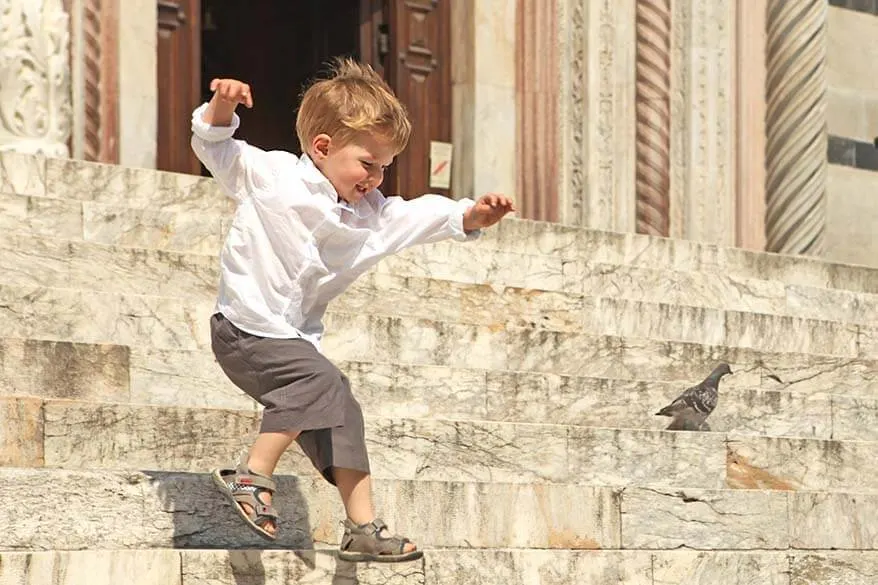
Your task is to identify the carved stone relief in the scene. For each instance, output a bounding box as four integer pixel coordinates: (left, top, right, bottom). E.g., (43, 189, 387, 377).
(0, 0, 72, 157)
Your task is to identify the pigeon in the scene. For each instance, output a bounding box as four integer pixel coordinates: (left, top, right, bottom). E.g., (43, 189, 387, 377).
(655, 363, 733, 431)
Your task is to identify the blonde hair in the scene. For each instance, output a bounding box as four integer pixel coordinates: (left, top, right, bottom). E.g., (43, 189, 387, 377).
(296, 57, 411, 154)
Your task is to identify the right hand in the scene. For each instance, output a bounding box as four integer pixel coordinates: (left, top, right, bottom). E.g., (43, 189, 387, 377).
(210, 78, 254, 109)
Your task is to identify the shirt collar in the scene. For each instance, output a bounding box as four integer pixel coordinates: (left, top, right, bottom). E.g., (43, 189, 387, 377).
(296, 153, 378, 219)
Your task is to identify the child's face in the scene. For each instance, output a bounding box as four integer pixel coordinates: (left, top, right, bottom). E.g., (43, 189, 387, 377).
(312, 134, 396, 204)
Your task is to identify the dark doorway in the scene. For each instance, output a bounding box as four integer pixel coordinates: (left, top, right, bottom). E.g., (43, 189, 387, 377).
(200, 1, 360, 154)
(157, 0, 452, 199)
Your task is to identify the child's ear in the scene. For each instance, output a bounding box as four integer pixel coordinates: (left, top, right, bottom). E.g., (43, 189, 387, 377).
(311, 134, 331, 159)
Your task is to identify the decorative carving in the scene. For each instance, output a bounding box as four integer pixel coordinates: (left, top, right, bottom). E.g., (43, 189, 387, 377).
(560, 0, 587, 224)
(765, 0, 828, 255)
(157, 0, 186, 37)
(669, 0, 735, 245)
(398, 1, 438, 81)
(83, 0, 102, 161)
(634, 0, 671, 237)
(0, 0, 72, 157)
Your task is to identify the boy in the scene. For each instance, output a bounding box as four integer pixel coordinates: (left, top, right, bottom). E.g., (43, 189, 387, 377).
(191, 58, 514, 562)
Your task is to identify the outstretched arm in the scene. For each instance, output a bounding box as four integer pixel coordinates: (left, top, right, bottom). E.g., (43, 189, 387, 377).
(462, 194, 516, 231)
(202, 78, 253, 126)
(366, 192, 516, 257)
(191, 79, 277, 201)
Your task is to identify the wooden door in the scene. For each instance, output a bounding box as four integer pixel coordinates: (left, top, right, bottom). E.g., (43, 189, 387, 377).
(361, 1, 452, 199)
(157, 0, 201, 175)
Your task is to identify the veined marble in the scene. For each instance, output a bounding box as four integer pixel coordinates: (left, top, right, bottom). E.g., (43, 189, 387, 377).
(44, 156, 233, 213)
(727, 435, 878, 493)
(0, 550, 182, 585)
(82, 202, 225, 255)
(0, 468, 617, 551)
(0, 337, 128, 402)
(790, 552, 878, 585)
(790, 491, 878, 549)
(652, 551, 789, 585)
(0, 397, 43, 467)
(3, 227, 877, 329)
(621, 488, 790, 549)
(0, 193, 83, 240)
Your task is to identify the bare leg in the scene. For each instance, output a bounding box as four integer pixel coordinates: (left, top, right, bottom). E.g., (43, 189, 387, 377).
(240, 430, 300, 536)
(333, 467, 416, 553)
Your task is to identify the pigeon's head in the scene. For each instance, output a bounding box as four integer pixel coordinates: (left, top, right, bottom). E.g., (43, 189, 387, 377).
(713, 362, 733, 378)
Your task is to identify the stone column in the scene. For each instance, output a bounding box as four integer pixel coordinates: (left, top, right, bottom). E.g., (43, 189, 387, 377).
(634, 0, 672, 237)
(66, 0, 119, 163)
(0, 0, 72, 157)
(451, 0, 517, 202)
(735, 0, 767, 251)
(669, 0, 737, 245)
(516, 0, 560, 222)
(764, 0, 828, 255)
(558, 0, 637, 232)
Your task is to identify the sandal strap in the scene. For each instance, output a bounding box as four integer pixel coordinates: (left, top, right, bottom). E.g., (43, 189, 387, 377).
(341, 518, 410, 555)
(230, 452, 277, 491)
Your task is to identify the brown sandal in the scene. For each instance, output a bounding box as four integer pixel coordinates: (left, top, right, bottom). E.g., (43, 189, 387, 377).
(211, 452, 279, 541)
(337, 518, 423, 563)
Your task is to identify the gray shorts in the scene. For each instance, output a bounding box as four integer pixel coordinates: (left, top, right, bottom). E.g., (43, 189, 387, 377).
(210, 312, 369, 485)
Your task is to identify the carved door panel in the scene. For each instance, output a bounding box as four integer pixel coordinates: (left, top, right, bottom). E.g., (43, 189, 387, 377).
(361, 1, 452, 199)
(157, 0, 201, 174)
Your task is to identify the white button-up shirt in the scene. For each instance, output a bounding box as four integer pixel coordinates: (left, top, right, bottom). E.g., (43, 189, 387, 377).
(191, 103, 479, 349)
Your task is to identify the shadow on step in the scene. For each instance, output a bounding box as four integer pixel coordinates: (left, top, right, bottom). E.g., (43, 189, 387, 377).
(144, 471, 372, 584)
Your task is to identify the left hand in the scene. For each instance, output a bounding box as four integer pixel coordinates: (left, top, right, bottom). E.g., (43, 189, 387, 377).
(463, 193, 516, 231)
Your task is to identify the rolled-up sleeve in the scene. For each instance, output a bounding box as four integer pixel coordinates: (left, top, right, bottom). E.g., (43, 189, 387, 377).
(190, 103, 274, 202)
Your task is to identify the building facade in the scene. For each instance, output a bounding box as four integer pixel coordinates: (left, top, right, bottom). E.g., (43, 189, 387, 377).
(2, 0, 876, 266)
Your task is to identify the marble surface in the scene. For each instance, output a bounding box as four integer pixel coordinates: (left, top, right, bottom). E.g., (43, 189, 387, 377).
(3, 226, 877, 331)
(0, 468, 616, 551)
(3, 549, 876, 585)
(790, 552, 878, 585)
(0, 151, 46, 196)
(0, 193, 82, 240)
(621, 488, 790, 549)
(566, 427, 726, 489)
(83, 202, 225, 255)
(182, 549, 424, 585)
(485, 371, 833, 438)
(652, 551, 789, 585)
(0, 337, 128, 402)
(0, 397, 43, 466)
(117, 0, 156, 169)
(44, 156, 233, 213)
(727, 435, 878, 493)
(0, 550, 182, 585)
(790, 491, 878, 549)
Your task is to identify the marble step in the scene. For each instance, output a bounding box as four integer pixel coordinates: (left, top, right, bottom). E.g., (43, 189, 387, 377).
(0, 191, 227, 256)
(4, 332, 876, 413)
(1, 151, 234, 215)
(2, 466, 877, 553)
(2, 281, 872, 362)
(9, 399, 722, 488)
(5, 349, 878, 445)
(7, 396, 878, 493)
(3, 550, 877, 585)
(6, 150, 877, 294)
(4, 231, 878, 332)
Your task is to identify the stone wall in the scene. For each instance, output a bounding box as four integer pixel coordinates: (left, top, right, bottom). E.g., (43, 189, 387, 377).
(824, 3, 878, 267)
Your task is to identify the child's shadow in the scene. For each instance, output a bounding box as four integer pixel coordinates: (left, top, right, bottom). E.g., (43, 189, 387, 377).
(145, 471, 316, 584)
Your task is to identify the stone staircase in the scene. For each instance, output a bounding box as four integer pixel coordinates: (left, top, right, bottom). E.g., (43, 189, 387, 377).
(1, 150, 877, 584)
